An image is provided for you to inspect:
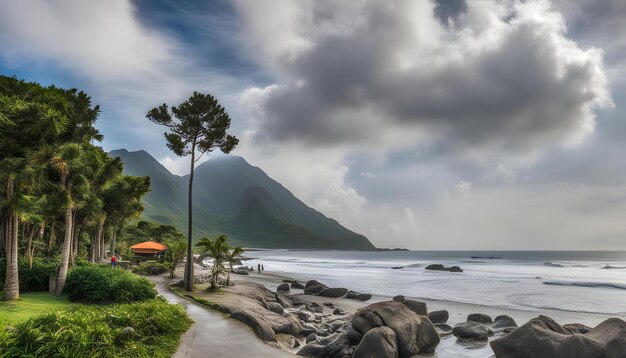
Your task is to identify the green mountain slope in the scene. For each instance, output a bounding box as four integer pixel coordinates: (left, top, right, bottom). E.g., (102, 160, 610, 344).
(109, 149, 375, 249)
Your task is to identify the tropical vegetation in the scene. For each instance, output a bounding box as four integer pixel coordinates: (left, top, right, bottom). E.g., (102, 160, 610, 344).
(196, 234, 243, 289)
(0, 75, 152, 300)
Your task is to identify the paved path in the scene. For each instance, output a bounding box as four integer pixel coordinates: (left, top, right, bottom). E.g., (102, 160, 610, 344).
(152, 278, 293, 358)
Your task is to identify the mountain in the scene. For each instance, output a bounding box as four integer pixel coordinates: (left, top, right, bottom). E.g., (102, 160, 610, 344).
(109, 149, 375, 249)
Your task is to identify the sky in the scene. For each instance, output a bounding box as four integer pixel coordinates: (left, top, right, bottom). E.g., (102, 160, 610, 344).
(1, 0, 625, 250)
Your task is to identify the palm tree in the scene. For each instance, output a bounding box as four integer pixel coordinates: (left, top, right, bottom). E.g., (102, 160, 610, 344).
(32, 143, 90, 296)
(223, 245, 244, 287)
(165, 241, 187, 279)
(196, 235, 228, 289)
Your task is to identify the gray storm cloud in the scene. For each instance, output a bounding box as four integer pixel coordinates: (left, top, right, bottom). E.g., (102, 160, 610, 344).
(238, 0, 612, 155)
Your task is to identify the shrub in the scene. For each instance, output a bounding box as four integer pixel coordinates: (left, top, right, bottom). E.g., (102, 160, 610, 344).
(0, 258, 57, 293)
(132, 261, 168, 276)
(0, 300, 192, 358)
(64, 266, 157, 303)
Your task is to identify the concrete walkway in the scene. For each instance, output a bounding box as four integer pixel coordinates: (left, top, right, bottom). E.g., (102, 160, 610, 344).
(152, 278, 293, 358)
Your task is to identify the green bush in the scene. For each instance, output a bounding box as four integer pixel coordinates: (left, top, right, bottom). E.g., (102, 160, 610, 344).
(64, 266, 157, 303)
(132, 261, 168, 276)
(0, 258, 57, 293)
(0, 299, 192, 358)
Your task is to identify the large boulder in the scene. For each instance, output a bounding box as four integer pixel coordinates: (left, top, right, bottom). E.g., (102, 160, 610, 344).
(277, 283, 290, 292)
(452, 321, 494, 341)
(291, 281, 305, 289)
(402, 300, 428, 316)
(491, 315, 518, 332)
(467, 313, 493, 324)
(304, 283, 329, 295)
(353, 326, 398, 358)
(351, 301, 440, 356)
(392, 295, 405, 302)
(490, 316, 626, 358)
(428, 310, 449, 324)
(563, 323, 591, 335)
(297, 343, 326, 357)
(425, 264, 464, 272)
(346, 290, 372, 301)
(319, 287, 348, 298)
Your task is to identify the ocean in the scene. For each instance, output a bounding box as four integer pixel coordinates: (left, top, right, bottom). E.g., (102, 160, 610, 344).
(245, 250, 626, 316)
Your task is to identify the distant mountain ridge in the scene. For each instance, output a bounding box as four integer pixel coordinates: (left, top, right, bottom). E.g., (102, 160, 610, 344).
(109, 149, 375, 249)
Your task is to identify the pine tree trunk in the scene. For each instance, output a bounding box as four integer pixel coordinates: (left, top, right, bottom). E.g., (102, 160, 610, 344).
(4, 178, 19, 300)
(184, 141, 197, 292)
(55, 205, 73, 296)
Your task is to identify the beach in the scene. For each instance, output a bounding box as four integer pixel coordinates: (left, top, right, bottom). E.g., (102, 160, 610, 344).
(176, 250, 626, 357)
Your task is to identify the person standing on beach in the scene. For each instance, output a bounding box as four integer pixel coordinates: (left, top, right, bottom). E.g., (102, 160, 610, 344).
(111, 255, 117, 268)
(262, 264, 264, 271)
(257, 263, 261, 274)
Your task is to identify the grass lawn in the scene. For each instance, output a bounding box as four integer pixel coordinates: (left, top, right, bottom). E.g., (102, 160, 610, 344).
(0, 292, 75, 326)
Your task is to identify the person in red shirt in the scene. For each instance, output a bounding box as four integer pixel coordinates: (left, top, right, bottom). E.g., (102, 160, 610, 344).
(111, 255, 117, 268)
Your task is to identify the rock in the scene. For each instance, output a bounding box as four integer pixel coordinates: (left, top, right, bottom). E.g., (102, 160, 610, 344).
(304, 283, 328, 295)
(297, 343, 326, 357)
(492, 315, 517, 330)
(390, 266, 404, 269)
(402, 299, 428, 316)
(301, 323, 318, 336)
(453, 321, 494, 341)
(346, 290, 372, 301)
(306, 333, 317, 343)
(323, 302, 334, 307)
(275, 293, 293, 308)
(326, 320, 347, 333)
(296, 310, 316, 323)
(333, 308, 345, 315)
(563, 323, 591, 335)
(434, 323, 453, 335)
(266, 302, 284, 315)
(291, 281, 305, 289)
(283, 279, 294, 283)
(425, 264, 464, 272)
(319, 287, 348, 298)
(392, 295, 405, 302)
(491, 317, 626, 358)
(232, 270, 249, 275)
(428, 310, 449, 324)
(306, 302, 324, 313)
(351, 301, 440, 355)
(319, 331, 352, 358)
(467, 313, 493, 324)
(277, 283, 290, 292)
(353, 326, 398, 358)
(345, 325, 364, 342)
(305, 280, 323, 288)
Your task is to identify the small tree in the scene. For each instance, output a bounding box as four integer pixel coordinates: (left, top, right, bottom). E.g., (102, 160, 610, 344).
(196, 235, 228, 290)
(165, 241, 187, 279)
(147, 92, 238, 292)
(224, 246, 244, 287)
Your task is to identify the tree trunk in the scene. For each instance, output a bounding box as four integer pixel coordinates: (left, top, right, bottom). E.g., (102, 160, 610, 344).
(184, 141, 197, 292)
(55, 205, 73, 296)
(4, 177, 19, 300)
(110, 227, 117, 257)
(94, 217, 104, 262)
(26, 224, 35, 269)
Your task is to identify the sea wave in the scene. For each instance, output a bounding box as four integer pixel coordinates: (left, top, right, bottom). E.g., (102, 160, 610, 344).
(602, 265, 626, 270)
(544, 262, 565, 267)
(543, 281, 626, 290)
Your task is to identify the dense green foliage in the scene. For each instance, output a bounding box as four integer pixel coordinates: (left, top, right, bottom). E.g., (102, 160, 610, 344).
(131, 261, 169, 276)
(64, 266, 156, 303)
(124, 221, 184, 246)
(0, 75, 151, 300)
(0, 299, 192, 358)
(0, 258, 56, 294)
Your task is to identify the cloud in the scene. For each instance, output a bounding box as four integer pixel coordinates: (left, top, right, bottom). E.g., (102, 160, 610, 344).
(237, 0, 612, 157)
